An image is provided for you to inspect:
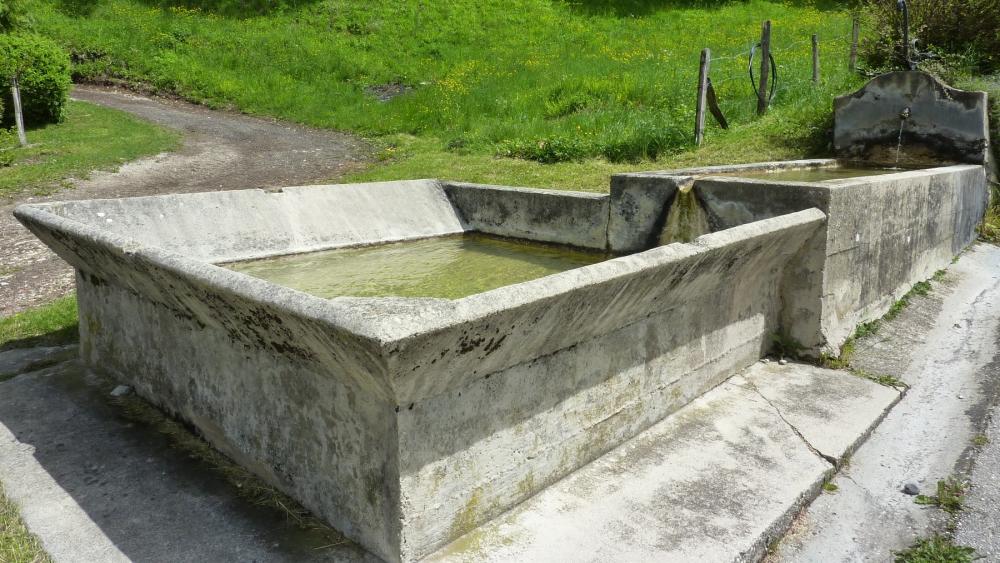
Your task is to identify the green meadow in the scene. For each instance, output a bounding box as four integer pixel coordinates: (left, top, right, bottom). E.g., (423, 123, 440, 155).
(30, 0, 861, 188)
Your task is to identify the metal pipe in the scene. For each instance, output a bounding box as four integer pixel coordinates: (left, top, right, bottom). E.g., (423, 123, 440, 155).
(897, 0, 915, 70)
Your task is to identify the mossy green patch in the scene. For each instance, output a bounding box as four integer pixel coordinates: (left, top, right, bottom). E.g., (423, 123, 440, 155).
(914, 477, 968, 514)
(894, 534, 977, 563)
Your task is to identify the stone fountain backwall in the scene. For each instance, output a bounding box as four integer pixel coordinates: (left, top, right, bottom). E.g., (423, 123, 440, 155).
(833, 71, 994, 179)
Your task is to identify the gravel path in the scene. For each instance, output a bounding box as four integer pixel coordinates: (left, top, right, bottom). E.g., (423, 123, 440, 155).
(1, 85, 369, 316)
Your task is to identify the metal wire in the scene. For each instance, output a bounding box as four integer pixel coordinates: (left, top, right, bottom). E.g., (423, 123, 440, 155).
(748, 42, 778, 104)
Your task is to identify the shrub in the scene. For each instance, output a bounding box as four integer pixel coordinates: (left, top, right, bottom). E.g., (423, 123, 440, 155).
(860, 0, 1000, 75)
(0, 33, 72, 126)
(496, 136, 590, 164)
(0, 0, 31, 32)
(0, 98, 13, 167)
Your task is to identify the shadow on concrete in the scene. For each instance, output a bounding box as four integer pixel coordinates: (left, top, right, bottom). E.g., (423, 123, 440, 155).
(0, 352, 378, 562)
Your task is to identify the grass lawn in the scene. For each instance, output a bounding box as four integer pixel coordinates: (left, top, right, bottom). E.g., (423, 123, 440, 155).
(0, 295, 78, 354)
(30, 0, 861, 188)
(0, 100, 180, 201)
(0, 482, 50, 563)
(345, 98, 835, 190)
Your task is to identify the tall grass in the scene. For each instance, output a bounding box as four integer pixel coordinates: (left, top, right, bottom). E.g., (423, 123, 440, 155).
(29, 0, 861, 164)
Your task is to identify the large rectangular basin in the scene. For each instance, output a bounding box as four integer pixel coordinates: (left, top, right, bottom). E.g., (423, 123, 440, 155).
(15, 179, 825, 562)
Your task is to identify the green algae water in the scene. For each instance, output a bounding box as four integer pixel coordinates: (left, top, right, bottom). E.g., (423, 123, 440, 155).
(226, 233, 608, 300)
(726, 167, 908, 182)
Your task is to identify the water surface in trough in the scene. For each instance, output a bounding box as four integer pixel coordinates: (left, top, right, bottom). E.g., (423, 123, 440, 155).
(226, 233, 608, 300)
(721, 166, 909, 182)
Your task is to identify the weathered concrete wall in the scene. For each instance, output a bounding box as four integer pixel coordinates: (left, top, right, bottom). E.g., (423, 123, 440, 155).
(615, 162, 989, 353)
(392, 210, 826, 559)
(13, 206, 405, 560)
(607, 160, 837, 253)
(606, 173, 683, 253)
(821, 165, 988, 347)
(834, 72, 992, 174)
(442, 182, 609, 250)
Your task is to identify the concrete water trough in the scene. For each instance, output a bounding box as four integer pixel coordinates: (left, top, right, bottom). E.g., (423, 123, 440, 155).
(16, 180, 828, 562)
(613, 159, 989, 353)
(14, 158, 990, 561)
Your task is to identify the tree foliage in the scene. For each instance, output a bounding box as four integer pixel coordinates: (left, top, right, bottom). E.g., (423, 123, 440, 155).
(861, 0, 1000, 75)
(0, 0, 31, 32)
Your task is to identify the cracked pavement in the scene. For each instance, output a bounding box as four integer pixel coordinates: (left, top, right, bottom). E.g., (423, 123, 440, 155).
(775, 242, 1000, 562)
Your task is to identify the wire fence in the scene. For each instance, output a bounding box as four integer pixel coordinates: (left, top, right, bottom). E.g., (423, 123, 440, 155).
(694, 18, 863, 144)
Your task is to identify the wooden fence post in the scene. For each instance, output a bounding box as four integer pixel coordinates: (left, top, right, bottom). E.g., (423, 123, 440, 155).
(849, 18, 860, 72)
(812, 34, 820, 84)
(695, 48, 711, 145)
(11, 75, 27, 147)
(757, 20, 771, 115)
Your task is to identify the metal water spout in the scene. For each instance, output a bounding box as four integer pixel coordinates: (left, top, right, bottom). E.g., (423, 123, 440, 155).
(895, 107, 911, 167)
(897, 0, 916, 70)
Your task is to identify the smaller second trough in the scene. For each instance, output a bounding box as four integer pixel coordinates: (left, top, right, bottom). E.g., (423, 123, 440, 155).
(612, 159, 988, 353)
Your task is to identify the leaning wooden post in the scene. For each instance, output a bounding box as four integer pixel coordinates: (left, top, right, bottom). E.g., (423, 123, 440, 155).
(812, 34, 820, 84)
(849, 18, 860, 72)
(10, 75, 27, 147)
(756, 20, 771, 115)
(695, 48, 711, 146)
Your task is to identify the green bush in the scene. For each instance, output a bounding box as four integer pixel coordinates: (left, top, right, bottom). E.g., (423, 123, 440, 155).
(860, 0, 1000, 75)
(496, 136, 590, 164)
(0, 33, 72, 126)
(0, 0, 31, 32)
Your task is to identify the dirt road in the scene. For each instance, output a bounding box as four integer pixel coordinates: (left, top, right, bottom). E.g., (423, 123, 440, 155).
(1, 85, 369, 316)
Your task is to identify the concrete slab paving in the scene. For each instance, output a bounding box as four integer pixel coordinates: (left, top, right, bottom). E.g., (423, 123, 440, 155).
(428, 363, 898, 563)
(0, 357, 376, 563)
(738, 362, 903, 463)
(775, 243, 1000, 562)
(0, 344, 76, 380)
(0, 343, 902, 563)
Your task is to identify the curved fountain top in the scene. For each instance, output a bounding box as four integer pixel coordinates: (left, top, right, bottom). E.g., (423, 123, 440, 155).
(833, 71, 993, 178)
